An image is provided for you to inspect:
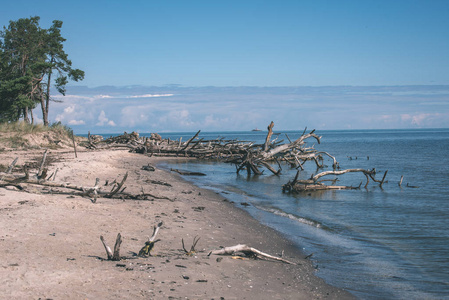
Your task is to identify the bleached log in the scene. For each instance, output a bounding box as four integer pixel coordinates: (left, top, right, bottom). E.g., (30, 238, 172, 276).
(311, 168, 376, 182)
(283, 168, 388, 192)
(0, 171, 173, 200)
(138, 222, 163, 257)
(208, 244, 296, 265)
(317, 151, 339, 169)
(261, 131, 321, 160)
(149, 222, 163, 242)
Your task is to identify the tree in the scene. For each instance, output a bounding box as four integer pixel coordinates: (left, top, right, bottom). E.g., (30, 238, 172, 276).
(0, 16, 84, 125)
(39, 20, 84, 126)
(0, 16, 44, 122)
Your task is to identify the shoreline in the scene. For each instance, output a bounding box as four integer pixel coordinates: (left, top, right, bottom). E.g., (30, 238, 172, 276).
(0, 148, 354, 299)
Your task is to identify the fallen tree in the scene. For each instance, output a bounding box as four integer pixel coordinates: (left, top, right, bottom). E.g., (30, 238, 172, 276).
(100, 122, 336, 176)
(83, 123, 336, 177)
(282, 168, 388, 192)
(0, 152, 174, 202)
(208, 244, 296, 265)
(228, 124, 334, 176)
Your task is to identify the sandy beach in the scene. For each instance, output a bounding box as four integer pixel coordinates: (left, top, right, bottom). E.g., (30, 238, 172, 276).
(0, 147, 355, 299)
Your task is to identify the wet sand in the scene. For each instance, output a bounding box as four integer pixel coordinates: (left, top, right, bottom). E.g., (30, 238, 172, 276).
(0, 148, 355, 299)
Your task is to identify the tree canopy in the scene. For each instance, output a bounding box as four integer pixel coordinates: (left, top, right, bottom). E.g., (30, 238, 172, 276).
(0, 16, 84, 125)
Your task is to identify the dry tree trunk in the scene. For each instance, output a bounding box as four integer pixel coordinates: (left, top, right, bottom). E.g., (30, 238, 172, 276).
(264, 121, 275, 151)
(37, 149, 48, 178)
(179, 130, 201, 153)
(208, 244, 295, 265)
(100, 233, 122, 261)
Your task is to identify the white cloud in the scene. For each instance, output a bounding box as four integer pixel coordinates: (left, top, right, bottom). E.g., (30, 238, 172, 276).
(369, 112, 449, 128)
(53, 94, 112, 102)
(158, 109, 195, 128)
(119, 105, 152, 127)
(400, 114, 412, 122)
(379, 115, 395, 122)
(55, 105, 80, 123)
(411, 113, 439, 126)
(127, 94, 174, 98)
(97, 95, 113, 99)
(50, 85, 449, 132)
(55, 113, 65, 122)
(68, 119, 86, 125)
(64, 105, 75, 114)
(96, 110, 116, 126)
(204, 115, 219, 127)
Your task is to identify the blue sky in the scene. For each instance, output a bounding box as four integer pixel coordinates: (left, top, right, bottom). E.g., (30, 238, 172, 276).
(1, 1, 449, 132)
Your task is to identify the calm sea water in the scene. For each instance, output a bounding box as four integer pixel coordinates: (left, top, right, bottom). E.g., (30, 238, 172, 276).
(101, 129, 449, 299)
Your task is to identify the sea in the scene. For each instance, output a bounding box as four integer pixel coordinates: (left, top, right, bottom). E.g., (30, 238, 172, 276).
(100, 129, 449, 299)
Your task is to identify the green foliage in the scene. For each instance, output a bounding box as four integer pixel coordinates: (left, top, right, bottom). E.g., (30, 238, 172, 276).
(0, 16, 84, 125)
(0, 17, 43, 122)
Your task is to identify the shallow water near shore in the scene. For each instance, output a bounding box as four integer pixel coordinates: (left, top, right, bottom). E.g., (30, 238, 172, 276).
(102, 129, 449, 299)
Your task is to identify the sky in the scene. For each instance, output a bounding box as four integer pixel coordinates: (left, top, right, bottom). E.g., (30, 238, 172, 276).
(1, 0, 449, 132)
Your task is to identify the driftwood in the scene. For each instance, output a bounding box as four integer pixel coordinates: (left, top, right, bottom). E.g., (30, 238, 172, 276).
(182, 236, 200, 256)
(37, 149, 48, 179)
(0, 154, 174, 201)
(138, 222, 163, 257)
(7, 157, 19, 174)
(145, 179, 172, 187)
(83, 123, 398, 194)
(170, 168, 206, 176)
(0, 169, 173, 201)
(208, 244, 295, 265)
(180, 130, 201, 153)
(223, 123, 332, 176)
(141, 164, 155, 172)
(105, 172, 128, 198)
(100, 233, 122, 261)
(83, 123, 331, 179)
(1, 123, 397, 197)
(71, 131, 78, 158)
(282, 168, 388, 192)
(1, 157, 19, 182)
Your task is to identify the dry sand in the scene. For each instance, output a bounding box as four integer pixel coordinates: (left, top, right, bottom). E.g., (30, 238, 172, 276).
(0, 148, 355, 299)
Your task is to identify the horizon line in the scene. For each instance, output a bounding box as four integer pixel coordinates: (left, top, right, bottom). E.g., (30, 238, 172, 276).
(78, 127, 449, 135)
(68, 83, 449, 89)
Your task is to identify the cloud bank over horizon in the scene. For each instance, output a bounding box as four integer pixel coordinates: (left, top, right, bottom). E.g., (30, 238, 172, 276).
(46, 85, 449, 134)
